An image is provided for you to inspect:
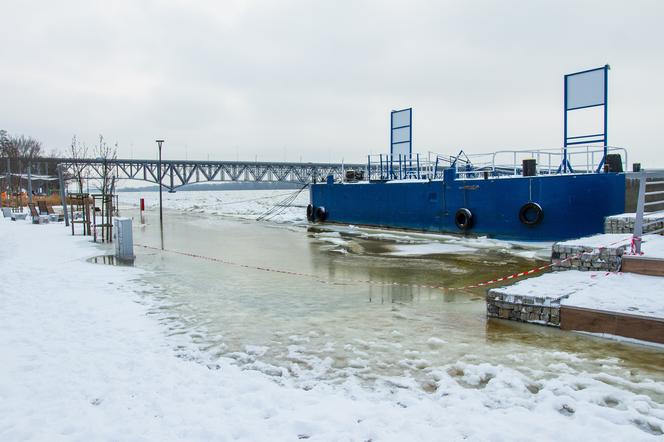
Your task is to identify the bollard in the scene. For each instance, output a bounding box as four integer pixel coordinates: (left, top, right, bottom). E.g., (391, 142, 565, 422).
(522, 159, 537, 177)
(605, 154, 623, 172)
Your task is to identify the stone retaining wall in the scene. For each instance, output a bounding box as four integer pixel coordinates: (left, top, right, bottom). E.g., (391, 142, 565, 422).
(550, 243, 626, 272)
(605, 214, 664, 234)
(486, 290, 561, 327)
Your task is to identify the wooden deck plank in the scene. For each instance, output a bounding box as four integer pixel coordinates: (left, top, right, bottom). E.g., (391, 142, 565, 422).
(561, 306, 664, 344)
(622, 255, 664, 276)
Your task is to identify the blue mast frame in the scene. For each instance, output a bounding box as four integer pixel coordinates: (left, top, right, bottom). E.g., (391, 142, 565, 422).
(390, 107, 412, 157)
(561, 65, 609, 173)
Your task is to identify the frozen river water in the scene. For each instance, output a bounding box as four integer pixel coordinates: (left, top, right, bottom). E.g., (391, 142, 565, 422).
(115, 189, 664, 436)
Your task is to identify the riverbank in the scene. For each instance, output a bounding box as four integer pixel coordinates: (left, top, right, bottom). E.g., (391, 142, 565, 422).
(2, 214, 663, 440)
(488, 232, 664, 345)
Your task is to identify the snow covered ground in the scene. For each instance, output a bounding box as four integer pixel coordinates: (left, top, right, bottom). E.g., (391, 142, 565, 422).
(497, 270, 664, 318)
(497, 231, 664, 318)
(557, 233, 664, 258)
(2, 216, 664, 439)
(638, 235, 664, 259)
(557, 233, 634, 248)
(560, 272, 664, 317)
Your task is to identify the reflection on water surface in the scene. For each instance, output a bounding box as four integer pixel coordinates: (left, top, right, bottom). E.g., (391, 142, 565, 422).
(107, 204, 663, 407)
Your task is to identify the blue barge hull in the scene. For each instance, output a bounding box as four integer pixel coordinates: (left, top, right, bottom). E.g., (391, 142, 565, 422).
(310, 173, 626, 241)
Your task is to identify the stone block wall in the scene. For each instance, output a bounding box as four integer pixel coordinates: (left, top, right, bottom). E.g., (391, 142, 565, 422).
(486, 290, 561, 327)
(605, 214, 664, 234)
(550, 243, 626, 272)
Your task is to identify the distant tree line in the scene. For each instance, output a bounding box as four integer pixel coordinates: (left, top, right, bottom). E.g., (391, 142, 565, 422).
(1, 129, 44, 195)
(1, 129, 117, 196)
(0, 129, 43, 163)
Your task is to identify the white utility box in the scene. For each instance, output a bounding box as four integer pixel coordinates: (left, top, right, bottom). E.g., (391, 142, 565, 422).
(113, 217, 135, 261)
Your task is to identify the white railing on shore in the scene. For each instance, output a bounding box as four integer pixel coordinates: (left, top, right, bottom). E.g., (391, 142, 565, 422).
(633, 171, 664, 254)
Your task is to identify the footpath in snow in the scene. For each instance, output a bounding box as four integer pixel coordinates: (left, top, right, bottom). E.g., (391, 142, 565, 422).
(1, 218, 663, 440)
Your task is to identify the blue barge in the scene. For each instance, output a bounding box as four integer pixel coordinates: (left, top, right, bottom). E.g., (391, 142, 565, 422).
(309, 159, 626, 241)
(308, 66, 629, 241)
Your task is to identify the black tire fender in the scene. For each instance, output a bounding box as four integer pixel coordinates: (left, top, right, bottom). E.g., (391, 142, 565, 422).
(454, 208, 473, 230)
(519, 202, 544, 226)
(315, 206, 327, 222)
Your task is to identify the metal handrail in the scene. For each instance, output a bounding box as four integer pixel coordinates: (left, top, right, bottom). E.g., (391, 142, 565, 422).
(368, 153, 439, 180)
(491, 145, 628, 175)
(367, 145, 628, 182)
(633, 171, 664, 254)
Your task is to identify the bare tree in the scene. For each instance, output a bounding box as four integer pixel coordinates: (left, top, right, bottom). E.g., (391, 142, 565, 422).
(94, 134, 117, 196)
(12, 135, 42, 161)
(0, 130, 8, 152)
(0, 134, 42, 196)
(0, 130, 9, 195)
(92, 135, 119, 240)
(0, 131, 19, 159)
(68, 135, 89, 193)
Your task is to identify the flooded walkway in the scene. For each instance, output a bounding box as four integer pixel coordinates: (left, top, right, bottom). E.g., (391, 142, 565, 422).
(109, 190, 664, 435)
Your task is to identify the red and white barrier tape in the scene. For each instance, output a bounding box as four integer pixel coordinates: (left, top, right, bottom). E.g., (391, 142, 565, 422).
(462, 264, 552, 289)
(136, 236, 634, 292)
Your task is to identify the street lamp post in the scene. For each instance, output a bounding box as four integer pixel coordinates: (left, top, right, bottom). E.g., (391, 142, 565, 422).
(156, 139, 165, 250)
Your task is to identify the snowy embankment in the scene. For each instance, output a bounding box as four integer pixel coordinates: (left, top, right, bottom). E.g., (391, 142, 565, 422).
(502, 233, 664, 318)
(559, 233, 664, 258)
(497, 270, 664, 318)
(2, 220, 663, 440)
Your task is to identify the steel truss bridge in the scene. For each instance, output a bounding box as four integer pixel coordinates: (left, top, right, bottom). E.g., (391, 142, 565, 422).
(54, 158, 369, 191)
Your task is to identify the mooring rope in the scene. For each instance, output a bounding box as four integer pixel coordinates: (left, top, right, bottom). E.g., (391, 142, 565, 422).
(214, 191, 300, 206)
(255, 183, 309, 222)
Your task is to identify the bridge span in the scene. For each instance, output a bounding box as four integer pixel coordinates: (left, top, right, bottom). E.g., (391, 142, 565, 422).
(53, 158, 370, 191)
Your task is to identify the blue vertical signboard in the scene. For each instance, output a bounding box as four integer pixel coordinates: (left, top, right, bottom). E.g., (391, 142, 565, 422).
(390, 108, 412, 158)
(562, 65, 609, 173)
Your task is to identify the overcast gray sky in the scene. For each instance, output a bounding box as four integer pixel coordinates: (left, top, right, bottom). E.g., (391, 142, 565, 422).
(1, 0, 663, 166)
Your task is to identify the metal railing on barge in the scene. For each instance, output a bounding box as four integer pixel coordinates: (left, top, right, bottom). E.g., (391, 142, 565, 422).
(632, 170, 664, 254)
(364, 146, 628, 181)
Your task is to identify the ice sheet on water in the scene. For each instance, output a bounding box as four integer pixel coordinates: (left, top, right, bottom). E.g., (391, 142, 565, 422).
(245, 345, 269, 356)
(311, 231, 350, 248)
(388, 243, 475, 256)
(119, 189, 310, 225)
(313, 225, 551, 259)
